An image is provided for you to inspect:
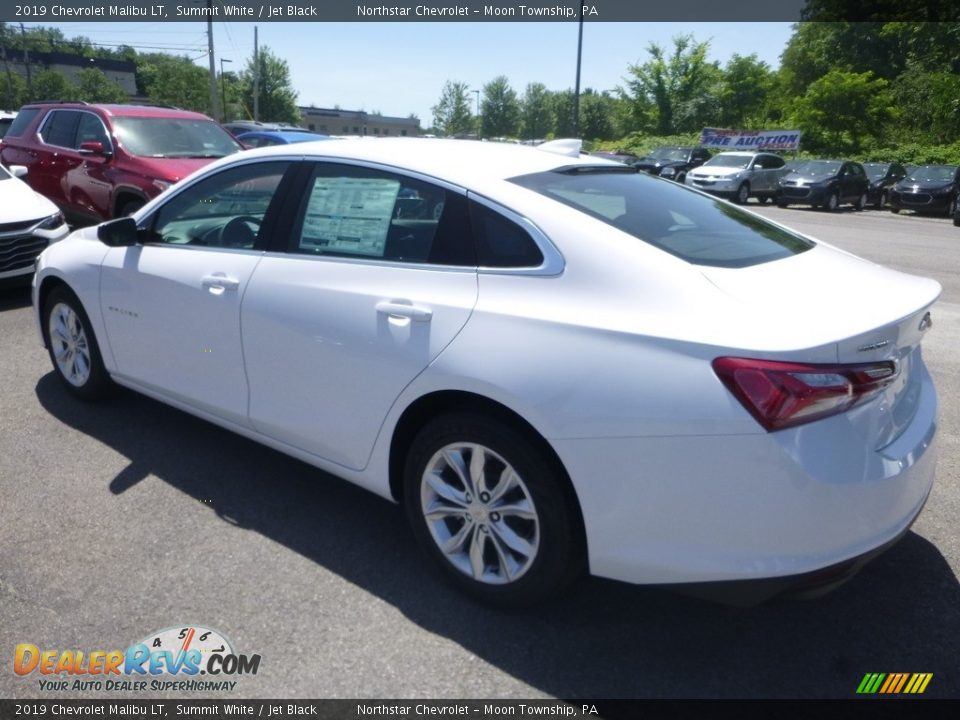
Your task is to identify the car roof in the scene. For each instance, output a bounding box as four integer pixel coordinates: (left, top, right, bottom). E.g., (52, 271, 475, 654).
(22, 102, 212, 120)
(236, 138, 614, 185)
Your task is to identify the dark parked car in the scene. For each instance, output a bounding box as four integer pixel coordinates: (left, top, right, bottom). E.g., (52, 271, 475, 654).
(776, 159, 870, 211)
(889, 165, 960, 216)
(863, 162, 907, 209)
(634, 146, 711, 183)
(589, 150, 641, 165)
(0, 102, 242, 224)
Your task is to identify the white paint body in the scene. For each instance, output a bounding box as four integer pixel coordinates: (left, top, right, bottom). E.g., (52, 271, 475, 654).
(0, 163, 69, 279)
(33, 139, 940, 586)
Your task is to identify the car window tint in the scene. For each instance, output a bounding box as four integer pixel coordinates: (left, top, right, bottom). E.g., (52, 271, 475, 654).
(764, 155, 785, 169)
(75, 113, 110, 149)
(510, 169, 814, 268)
(6, 108, 39, 137)
(149, 161, 290, 249)
(292, 164, 474, 265)
(40, 111, 80, 148)
(470, 201, 544, 268)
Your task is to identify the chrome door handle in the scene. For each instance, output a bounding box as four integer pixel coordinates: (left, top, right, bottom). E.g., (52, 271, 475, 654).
(375, 300, 432, 322)
(201, 273, 240, 291)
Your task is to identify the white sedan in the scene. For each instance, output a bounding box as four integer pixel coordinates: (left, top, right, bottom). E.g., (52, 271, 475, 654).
(32, 139, 940, 606)
(1, 163, 69, 282)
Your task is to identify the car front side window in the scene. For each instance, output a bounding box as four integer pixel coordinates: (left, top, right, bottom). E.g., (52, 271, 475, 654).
(147, 161, 291, 249)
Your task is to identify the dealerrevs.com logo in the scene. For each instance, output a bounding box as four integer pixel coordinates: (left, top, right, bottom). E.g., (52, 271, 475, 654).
(14, 625, 261, 692)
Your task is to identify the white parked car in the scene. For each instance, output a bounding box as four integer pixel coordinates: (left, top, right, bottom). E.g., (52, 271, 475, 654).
(685, 151, 790, 204)
(32, 139, 940, 606)
(0, 163, 69, 282)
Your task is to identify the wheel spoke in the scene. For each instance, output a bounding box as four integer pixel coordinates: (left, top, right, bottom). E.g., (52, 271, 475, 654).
(440, 520, 473, 555)
(491, 499, 537, 520)
(488, 467, 519, 504)
(424, 502, 466, 521)
(469, 445, 489, 496)
(468, 528, 487, 579)
(441, 448, 472, 494)
(486, 530, 515, 582)
(489, 519, 535, 559)
(424, 470, 468, 507)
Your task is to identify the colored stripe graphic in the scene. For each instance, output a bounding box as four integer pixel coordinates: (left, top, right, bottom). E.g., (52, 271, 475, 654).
(857, 672, 932, 694)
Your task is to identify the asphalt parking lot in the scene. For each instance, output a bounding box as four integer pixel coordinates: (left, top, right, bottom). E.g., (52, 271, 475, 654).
(1, 204, 958, 700)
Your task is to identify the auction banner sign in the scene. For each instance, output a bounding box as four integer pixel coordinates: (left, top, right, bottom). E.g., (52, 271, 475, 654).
(699, 128, 802, 151)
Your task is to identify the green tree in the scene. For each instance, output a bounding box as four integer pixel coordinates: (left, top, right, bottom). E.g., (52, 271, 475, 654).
(891, 70, 960, 144)
(622, 34, 722, 135)
(789, 69, 895, 154)
(549, 89, 576, 137)
(28, 70, 79, 102)
(579, 89, 615, 140)
(140, 54, 210, 113)
(431, 80, 473, 137)
(239, 47, 300, 124)
(76, 68, 128, 103)
(480, 75, 520, 137)
(519, 82, 553, 140)
(718, 54, 775, 128)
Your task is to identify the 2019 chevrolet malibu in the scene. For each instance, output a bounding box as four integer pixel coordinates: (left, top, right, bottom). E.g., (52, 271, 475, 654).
(32, 138, 940, 606)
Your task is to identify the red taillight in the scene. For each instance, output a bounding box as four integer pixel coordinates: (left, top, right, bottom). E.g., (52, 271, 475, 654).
(712, 357, 899, 431)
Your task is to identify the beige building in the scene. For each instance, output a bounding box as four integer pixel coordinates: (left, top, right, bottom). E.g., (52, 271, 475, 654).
(299, 106, 419, 137)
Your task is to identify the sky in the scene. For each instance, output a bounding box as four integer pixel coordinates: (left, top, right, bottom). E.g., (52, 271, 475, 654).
(21, 21, 796, 125)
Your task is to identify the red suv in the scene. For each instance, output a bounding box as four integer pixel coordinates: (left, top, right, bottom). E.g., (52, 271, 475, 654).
(0, 102, 242, 225)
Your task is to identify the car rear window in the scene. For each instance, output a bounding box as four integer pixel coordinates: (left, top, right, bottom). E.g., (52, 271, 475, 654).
(5, 108, 39, 137)
(510, 168, 814, 268)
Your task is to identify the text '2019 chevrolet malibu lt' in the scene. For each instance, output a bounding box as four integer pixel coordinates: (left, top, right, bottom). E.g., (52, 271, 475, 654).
(33, 138, 939, 606)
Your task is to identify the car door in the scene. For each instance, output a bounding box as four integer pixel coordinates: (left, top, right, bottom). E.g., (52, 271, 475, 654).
(65, 111, 116, 222)
(241, 161, 479, 470)
(35, 110, 83, 213)
(98, 159, 294, 427)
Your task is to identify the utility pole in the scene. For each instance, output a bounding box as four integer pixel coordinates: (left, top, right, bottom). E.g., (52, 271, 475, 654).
(206, 0, 221, 121)
(19, 23, 32, 98)
(220, 58, 232, 122)
(573, 16, 583, 138)
(253, 26, 259, 121)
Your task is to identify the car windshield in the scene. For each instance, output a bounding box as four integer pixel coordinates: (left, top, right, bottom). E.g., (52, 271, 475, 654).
(510, 168, 814, 268)
(645, 148, 689, 161)
(113, 117, 241, 158)
(702, 154, 751, 169)
(862, 163, 891, 180)
(0, 165, 11, 180)
(905, 165, 957, 183)
(789, 160, 841, 176)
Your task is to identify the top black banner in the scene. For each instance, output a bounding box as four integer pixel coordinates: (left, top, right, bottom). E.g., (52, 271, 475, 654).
(0, 0, 958, 22)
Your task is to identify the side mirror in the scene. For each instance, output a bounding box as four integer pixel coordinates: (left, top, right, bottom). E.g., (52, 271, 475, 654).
(10, 165, 28, 179)
(97, 217, 138, 247)
(79, 141, 112, 158)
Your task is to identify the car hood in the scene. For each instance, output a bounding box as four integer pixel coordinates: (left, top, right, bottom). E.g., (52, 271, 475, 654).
(125, 155, 228, 183)
(895, 179, 955, 191)
(780, 173, 838, 184)
(688, 166, 744, 178)
(0, 177, 59, 223)
(698, 242, 941, 357)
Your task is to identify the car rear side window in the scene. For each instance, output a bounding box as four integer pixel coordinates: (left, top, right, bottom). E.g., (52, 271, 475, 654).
(291, 163, 474, 266)
(5, 108, 40, 137)
(470, 200, 544, 268)
(510, 168, 814, 268)
(40, 110, 80, 148)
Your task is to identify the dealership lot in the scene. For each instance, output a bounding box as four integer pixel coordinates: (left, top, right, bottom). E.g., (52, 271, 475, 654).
(1, 205, 958, 699)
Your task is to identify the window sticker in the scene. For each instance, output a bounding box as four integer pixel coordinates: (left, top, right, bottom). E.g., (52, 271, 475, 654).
(301, 176, 400, 257)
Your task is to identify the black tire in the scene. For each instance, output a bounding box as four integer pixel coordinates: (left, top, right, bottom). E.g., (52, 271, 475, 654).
(823, 191, 839, 212)
(758, 195, 770, 205)
(874, 190, 887, 210)
(118, 200, 144, 217)
(890, 207, 901, 214)
(776, 201, 789, 208)
(734, 182, 749, 204)
(675, 172, 686, 185)
(855, 192, 867, 211)
(43, 286, 113, 400)
(947, 197, 957, 218)
(954, 211, 960, 227)
(404, 412, 584, 608)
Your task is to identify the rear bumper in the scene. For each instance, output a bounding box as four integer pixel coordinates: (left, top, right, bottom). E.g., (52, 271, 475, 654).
(553, 366, 938, 589)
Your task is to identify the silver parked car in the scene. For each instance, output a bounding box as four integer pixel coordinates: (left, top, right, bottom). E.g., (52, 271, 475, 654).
(685, 151, 790, 204)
